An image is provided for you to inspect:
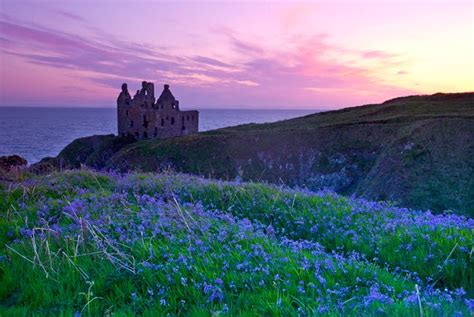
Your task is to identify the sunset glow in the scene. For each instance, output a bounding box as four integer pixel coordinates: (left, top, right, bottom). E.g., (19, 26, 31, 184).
(0, 0, 473, 109)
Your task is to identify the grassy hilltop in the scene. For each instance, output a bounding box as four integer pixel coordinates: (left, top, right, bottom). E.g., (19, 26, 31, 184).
(32, 92, 474, 216)
(0, 170, 473, 315)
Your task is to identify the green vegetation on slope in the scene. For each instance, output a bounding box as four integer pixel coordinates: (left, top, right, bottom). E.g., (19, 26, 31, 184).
(31, 93, 474, 216)
(0, 170, 473, 315)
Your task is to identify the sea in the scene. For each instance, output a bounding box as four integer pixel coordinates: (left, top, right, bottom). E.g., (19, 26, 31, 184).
(0, 107, 317, 164)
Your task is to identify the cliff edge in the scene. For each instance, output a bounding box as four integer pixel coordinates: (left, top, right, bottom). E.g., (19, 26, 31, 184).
(31, 92, 474, 216)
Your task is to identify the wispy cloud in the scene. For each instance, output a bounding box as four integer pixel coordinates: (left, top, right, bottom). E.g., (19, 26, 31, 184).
(55, 10, 85, 22)
(191, 55, 232, 68)
(0, 16, 414, 108)
(362, 50, 396, 59)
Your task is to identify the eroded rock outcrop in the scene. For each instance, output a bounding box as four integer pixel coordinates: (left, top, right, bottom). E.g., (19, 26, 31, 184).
(0, 155, 28, 180)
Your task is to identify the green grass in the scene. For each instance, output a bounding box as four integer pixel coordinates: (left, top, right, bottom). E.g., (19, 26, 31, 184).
(0, 170, 472, 315)
(32, 92, 474, 216)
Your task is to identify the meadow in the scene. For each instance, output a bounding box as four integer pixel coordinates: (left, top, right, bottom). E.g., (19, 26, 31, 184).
(0, 170, 472, 316)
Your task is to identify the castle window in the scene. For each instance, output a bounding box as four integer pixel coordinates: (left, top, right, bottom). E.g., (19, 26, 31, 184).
(130, 120, 134, 128)
(143, 131, 148, 138)
(182, 125, 185, 131)
(161, 118, 164, 126)
(125, 110, 129, 116)
(187, 115, 189, 121)
(154, 127, 158, 137)
(171, 117, 175, 125)
(143, 115, 148, 128)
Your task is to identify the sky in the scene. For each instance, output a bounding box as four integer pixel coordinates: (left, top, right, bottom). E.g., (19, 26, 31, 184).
(0, 0, 473, 109)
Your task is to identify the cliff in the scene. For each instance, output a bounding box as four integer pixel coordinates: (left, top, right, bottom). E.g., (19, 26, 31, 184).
(31, 92, 474, 216)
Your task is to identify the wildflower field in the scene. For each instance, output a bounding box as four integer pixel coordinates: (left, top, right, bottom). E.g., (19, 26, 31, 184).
(0, 171, 472, 316)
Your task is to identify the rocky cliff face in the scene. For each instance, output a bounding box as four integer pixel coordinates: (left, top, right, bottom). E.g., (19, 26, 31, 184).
(30, 92, 474, 216)
(0, 155, 28, 180)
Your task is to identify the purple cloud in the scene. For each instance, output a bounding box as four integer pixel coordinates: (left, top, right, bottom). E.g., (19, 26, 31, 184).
(0, 17, 414, 108)
(362, 50, 396, 59)
(56, 10, 85, 22)
(191, 55, 232, 68)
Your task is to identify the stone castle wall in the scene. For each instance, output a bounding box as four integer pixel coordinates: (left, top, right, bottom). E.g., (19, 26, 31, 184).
(117, 81, 198, 139)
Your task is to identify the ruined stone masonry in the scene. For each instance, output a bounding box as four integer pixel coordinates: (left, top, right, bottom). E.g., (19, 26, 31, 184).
(117, 81, 199, 139)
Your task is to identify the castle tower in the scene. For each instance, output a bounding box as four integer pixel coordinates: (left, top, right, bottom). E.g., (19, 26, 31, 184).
(156, 84, 179, 111)
(117, 81, 198, 139)
(117, 83, 132, 136)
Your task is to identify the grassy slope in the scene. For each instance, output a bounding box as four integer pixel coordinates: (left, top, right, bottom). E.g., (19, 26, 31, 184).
(0, 170, 472, 315)
(31, 93, 474, 215)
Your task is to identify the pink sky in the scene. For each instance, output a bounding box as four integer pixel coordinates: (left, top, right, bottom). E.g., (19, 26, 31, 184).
(0, 0, 473, 109)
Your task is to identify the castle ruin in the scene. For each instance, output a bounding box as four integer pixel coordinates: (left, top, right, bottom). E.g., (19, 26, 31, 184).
(117, 81, 198, 139)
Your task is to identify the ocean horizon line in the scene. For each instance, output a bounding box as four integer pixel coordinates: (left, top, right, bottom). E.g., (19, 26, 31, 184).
(0, 105, 324, 111)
